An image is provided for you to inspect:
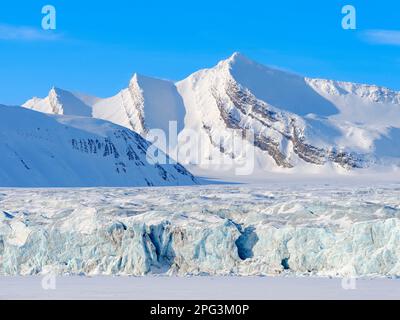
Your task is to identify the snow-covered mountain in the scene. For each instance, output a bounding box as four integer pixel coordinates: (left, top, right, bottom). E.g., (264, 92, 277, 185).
(22, 53, 400, 176)
(176, 53, 400, 173)
(23, 74, 185, 150)
(24, 87, 92, 117)
(92, 74, 186, 137)
(0, 105, 197, 187)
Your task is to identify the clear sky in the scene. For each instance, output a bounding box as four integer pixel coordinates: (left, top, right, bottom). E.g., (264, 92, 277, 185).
(0, 0, 399, 105)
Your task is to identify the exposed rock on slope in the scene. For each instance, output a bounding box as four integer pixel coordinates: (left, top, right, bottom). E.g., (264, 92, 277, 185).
(0, 105, 197, 187)
(22, 53, 400, 175)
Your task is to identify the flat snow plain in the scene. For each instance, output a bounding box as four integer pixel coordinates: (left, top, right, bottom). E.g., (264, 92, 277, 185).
(1, 183, 400, 299)
(0, 276, 399, 300)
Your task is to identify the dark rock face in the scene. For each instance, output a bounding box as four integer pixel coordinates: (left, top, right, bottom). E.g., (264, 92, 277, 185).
(71, 128, 198, 183)
(208, 78, 366, 169)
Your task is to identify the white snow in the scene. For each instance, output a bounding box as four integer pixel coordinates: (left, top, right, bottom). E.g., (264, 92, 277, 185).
(0, 276, 399, 300)
(226, 52, 339, 117)
(19, 52, 400, 178)
(8, 54, 400, 300)
(176, 53, 400, 173)
(91, 74, 186, 153)
(0, 105, 197, 187)
(23, 75, 186, 153)
(23, 87, 92, 117)
(1, 184, 400, 277)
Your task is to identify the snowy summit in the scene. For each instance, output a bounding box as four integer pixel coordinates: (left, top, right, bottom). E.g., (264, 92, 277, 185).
(1, 52, 400, 186)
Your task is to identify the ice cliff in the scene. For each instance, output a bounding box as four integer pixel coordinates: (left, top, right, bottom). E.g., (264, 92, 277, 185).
(1, 185, 399, 277)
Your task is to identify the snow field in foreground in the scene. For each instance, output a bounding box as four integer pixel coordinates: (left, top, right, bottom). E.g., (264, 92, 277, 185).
(0, 276, 399, 300)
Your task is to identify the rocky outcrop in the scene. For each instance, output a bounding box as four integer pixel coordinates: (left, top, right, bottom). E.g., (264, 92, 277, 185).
(209, 77, 366, 169)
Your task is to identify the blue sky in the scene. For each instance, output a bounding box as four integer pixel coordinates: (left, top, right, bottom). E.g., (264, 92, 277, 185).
(0, 0, 399, 105)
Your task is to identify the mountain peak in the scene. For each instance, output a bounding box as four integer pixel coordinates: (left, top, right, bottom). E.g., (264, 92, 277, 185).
(129, 72, 152, 87)
(49, 86, 58, 95)
(49, 86, 70, 98)
(45, 86, 93, 117)
(228, 51, 249, 61)
(220, 52, 254, 68)
(130, 72, 139, 84)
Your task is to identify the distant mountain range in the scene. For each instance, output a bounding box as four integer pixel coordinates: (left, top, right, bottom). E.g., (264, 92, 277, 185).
(3, 52, 400, 186)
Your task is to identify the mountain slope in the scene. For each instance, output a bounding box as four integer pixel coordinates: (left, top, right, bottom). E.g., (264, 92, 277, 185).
(23, 75, 186, 153)
(91, 74, 186, 151)
(21, 53, 400, 176)
(176, 54, 359, 172)
(176, 53, 400, 173)
(94, 74, 186, 134)
(23, 87, 92, 117)
(0, 105, 197, 187)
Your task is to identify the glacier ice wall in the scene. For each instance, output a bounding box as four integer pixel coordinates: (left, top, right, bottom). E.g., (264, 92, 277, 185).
(1, 185, 400, 277)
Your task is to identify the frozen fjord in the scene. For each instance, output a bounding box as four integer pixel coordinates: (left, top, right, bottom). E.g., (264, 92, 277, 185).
(1, 276, 400, 300)
(1, 184, 400, 277)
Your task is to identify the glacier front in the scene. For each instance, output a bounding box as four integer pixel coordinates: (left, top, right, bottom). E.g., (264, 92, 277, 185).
(1, 184, 400, 277)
